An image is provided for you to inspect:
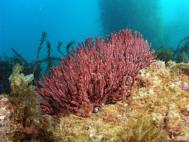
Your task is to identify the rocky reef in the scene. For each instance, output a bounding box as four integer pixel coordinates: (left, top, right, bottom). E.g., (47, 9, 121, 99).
(1, 60, 189, 141)
(46, 60, 189, 142)
(1, 29, 189, 141)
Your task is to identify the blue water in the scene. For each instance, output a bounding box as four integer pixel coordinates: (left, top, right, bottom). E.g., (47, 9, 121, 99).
(1, 0, 189, 60)
(0, 0, 100, 60)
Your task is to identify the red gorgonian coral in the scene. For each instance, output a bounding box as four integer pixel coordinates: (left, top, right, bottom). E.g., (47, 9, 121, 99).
(37, 29, 155, 117)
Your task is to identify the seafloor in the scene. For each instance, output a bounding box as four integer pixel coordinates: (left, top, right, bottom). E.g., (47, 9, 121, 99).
(1, 60, 189, 142)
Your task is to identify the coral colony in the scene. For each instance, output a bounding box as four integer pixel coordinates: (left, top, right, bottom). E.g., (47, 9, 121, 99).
(38, 29, 155, 117)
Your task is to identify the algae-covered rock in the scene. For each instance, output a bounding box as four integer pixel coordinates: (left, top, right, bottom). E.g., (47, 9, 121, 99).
(44, 60, 189, 142)
(3, 61, 189, 141)
(8, 64, 38, 126)
(5, 64, 56, 142)
(0, 95, 15, 142)
(168, 61, 189, 75)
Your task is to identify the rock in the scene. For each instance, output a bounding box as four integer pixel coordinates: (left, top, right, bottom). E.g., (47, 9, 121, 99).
(0, 95, 15, 141)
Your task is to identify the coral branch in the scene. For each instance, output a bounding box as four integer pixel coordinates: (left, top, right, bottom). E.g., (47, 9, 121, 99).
(37, 29, 155, 117)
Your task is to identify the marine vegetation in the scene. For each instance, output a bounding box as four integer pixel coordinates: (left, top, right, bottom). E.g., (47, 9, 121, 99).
(174, 35, 189, 62)
(0, 52, 41, 94)
(37, 29, 155, 117)
(0, 32, 75, 94)
(156, 47, 174, 63)
(0, 53, 34, 94)
(156, 36, 189, 63)
(34, 32, 75, 74)
(124, 114, 168, 142)
(7, 64, 55, 141)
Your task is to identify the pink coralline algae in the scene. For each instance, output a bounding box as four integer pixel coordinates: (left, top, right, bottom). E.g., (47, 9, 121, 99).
(181, 82, 189, 91)
(37, 29, 155, 117)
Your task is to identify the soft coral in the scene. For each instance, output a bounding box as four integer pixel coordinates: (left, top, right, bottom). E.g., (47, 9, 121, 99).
(37, 29, 155, 117)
